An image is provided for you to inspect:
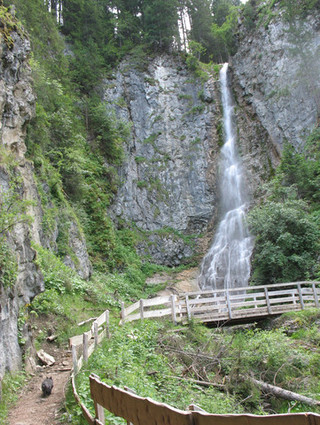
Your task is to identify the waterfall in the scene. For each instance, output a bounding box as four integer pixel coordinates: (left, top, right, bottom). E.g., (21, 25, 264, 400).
(199, 63, 253, 291)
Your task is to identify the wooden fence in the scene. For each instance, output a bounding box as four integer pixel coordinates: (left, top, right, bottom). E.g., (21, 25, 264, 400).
(89, 374, 320, 425)
(69, 308, 111, 425)
(120, 282, 320, 325)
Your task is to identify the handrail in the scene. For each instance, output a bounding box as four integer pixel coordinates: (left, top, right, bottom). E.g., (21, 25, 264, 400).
(69, 308, 111, 425)
(120, 282, 320, 325)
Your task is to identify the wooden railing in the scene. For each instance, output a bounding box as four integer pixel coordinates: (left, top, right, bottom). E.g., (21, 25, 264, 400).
(89, 373, 320, 425)
(120, 282, 320, 325)
(69, 308, 111, 425)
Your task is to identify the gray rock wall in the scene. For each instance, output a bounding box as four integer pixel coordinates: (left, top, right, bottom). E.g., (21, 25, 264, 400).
(0, 32, 43, 377)
(105, 55, 221, 265)
(232, 7, 320, 152)
(0, 30, 90, 378)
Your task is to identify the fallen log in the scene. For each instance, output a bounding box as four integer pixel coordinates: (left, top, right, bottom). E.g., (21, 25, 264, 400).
(250, 377, 320, 407)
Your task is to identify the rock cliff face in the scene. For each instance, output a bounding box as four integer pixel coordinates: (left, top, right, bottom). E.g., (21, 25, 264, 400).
(0, 31, 42, 377)
(106, 56, 221, 265)
(0, 30, 90, 378)
(105, 56, 276, 264)
(232, 6, 320, 153)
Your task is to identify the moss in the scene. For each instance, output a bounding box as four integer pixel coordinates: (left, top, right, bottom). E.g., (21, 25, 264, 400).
(0, 5, 24, 47)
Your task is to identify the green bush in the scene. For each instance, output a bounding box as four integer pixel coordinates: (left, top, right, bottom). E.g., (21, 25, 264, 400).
(248, 200, 320, 284)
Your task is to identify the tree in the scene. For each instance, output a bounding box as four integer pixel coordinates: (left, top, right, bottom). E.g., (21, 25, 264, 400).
(212, 0, 240, 26)
(248, 200, 320, 284)
(143, 0, 179, 51)
(187, 0, 215, 62)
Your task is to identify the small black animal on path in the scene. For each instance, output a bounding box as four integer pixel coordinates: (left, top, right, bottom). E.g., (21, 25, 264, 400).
(41, 377, 53, 397)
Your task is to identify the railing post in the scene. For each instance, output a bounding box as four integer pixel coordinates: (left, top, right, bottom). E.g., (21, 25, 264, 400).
(297, 283, 305, 310)
(312, 283, 319, 308)
(171, 294, 177, 325)
(124, 386, 136, 425)
(72, 344, 78, 375)
(94, 402, 105, 425)
(140, 299, 144, 320)
(94, 321, 99, 348)
(83, 332, 89, 363)
(226, 290, 232, 319)
(121, 302, 125, 324)
(105, 310, 110, 339)
(264, 287, 272, 315)
(186, 295, 191, 321)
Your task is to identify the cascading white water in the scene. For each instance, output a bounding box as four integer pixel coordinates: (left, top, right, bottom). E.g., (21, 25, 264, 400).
(199, 63, 253, 291)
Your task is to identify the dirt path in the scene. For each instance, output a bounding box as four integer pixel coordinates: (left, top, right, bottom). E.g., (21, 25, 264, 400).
(8, 345, 72, 425)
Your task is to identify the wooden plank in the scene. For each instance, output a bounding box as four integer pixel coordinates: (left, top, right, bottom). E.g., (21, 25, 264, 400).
(80, 402, 95, 425)
(94, 322, 99, 348)
(269, 296, 300, 305)
(105, 310, 110, 339)
(69, 334, 83, 347)
(126, 308, 172, 321)
(98, 331, 105, 344)
(124, 300, 140, 316)
(186, 296, 191, 321)
(95, 311, 106, 327)
(142, 296, 171, 307)
(192, 411, 320, 425)
(171, 294, 177, 325)
(226, 291, 232, 319)
(144, 308, 176, 319)
(72, 345, 78, 375)
(297, 283, 305, 309)
(264, 288, 272, 315)
(77, 356, 83, 372)
(94, 402, 105, 425)
(140, 299, 144, 320)
(312, 283, 320, 308)
(89, 375, 193, 425)
(226, 299, 267, 309)
(182, 281, 320, 297)
(188, 296, 227, 305)
(83, 332, 89, 363)
(124, 312, 143, 323)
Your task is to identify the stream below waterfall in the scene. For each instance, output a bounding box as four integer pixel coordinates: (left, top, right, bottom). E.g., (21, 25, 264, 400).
(199, 63, 253, 291)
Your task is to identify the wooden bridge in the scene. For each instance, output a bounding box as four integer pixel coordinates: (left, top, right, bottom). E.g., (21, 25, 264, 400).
(121, 281, 320, 325)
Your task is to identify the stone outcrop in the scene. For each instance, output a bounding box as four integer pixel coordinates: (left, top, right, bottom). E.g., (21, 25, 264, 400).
(0, 28, 90, 378)
(105, 55, 221, 265)
(232, 6, 320, 153)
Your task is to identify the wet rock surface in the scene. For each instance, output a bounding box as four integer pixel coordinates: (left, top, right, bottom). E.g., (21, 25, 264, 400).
(105, 55, 221, 264)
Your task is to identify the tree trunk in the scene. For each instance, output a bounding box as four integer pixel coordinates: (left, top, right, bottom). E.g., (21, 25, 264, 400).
(250, 377, 320, 407)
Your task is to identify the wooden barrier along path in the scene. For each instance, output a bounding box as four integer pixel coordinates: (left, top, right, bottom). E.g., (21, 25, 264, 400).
(120, 281, 320, 325)
(89, 374, 320, 425)
(69, 308, 111, 425)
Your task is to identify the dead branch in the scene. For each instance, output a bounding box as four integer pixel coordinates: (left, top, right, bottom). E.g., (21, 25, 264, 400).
(250, 376, 320, 407)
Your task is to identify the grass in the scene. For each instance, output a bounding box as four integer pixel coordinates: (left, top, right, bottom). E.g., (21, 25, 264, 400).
(0, 372, 27, 424)
(64, 310, 320, 424)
